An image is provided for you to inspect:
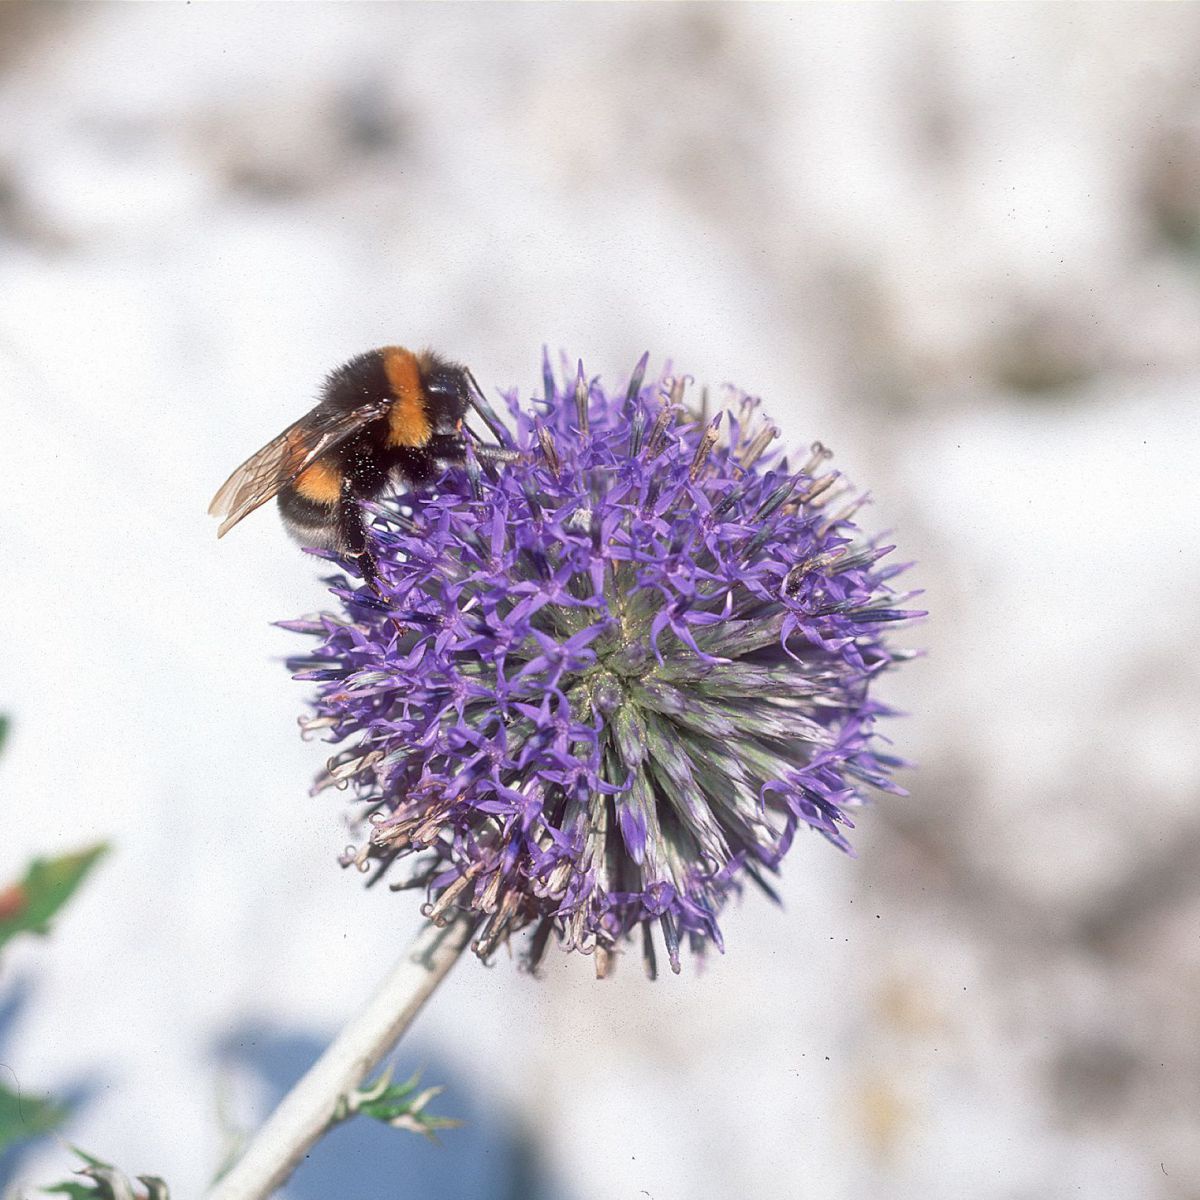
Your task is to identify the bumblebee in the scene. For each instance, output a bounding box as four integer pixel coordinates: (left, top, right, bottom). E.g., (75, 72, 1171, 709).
(210, 346, 506, 586)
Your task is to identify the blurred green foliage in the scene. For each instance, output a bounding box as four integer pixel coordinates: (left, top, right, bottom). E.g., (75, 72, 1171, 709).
(0, 845, 108, 953)
(0, 715, 111, 1163)
(0, 1081, 67, 1157)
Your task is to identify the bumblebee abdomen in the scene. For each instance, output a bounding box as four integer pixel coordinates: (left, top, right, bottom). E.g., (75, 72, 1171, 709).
(278, 484, 342, 550)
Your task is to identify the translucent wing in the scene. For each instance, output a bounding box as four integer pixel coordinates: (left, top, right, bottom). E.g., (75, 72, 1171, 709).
(209, 400, 389, 537)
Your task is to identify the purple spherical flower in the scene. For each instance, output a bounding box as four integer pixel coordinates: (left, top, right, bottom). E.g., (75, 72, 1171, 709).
(284, 354, 921, 976)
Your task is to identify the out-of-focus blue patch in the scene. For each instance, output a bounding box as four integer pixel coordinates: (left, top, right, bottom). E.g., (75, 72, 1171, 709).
(0, 981, 100, 1190)
(218, 1024, 570, 1200)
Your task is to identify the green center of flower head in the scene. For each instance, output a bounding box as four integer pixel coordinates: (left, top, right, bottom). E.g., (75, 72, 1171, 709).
(587, 667, 626, 714)
(288, 355, 920, 976)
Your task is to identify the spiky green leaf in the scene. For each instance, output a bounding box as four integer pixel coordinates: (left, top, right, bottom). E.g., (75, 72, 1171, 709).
(43, 1148, 113, 1197)
(42, 1149, 167, 1199)
(341, 1068, 461, 1142)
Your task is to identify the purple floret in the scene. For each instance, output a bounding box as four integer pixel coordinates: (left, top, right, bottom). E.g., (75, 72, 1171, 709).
(285, 353, 922, 976)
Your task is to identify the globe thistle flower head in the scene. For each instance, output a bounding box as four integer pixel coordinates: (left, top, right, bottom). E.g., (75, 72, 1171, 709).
(286, 353, 921, 977)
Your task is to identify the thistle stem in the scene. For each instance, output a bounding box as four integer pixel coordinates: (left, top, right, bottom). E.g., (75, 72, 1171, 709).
(206, 914, 475, 1200)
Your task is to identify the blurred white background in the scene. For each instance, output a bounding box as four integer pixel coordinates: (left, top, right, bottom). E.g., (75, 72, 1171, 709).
(1, 4, 1199, 1198)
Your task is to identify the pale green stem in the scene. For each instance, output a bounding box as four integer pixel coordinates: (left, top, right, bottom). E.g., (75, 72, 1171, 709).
(205, 914, 475, 1200)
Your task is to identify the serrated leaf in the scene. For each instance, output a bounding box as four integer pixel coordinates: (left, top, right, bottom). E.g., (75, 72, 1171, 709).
(0, 1078, 67, 1153)
(342, 1068, 461, 1142)
(77, 1168, 136, 1200)
(43, 1182, 97, 1200)
(43, 1145, 115, 1196)
(0, 844, 109, 953)
(41, 1149, 168, 1200)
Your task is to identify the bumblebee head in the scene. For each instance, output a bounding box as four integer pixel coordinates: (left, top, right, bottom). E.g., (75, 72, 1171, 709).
(422, 363, 471, 437)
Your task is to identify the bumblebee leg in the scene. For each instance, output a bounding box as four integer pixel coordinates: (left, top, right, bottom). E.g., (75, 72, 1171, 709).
(335, 487, 379, 589)
(336, 486, 408, 638)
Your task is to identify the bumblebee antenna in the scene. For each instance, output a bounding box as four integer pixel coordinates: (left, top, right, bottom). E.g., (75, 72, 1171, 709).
(475, 445, 522, 464)
(464, 368, 514, 447)
(460, 414, 521, 464)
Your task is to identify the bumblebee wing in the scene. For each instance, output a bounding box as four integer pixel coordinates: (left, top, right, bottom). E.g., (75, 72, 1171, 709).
(209, 400, 388, 537)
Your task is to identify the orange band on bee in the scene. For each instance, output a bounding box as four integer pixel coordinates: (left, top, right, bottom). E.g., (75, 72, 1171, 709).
(382, 346, 432, 448)
(281, 428, 343, 505)
(294, 459, 343, 505)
